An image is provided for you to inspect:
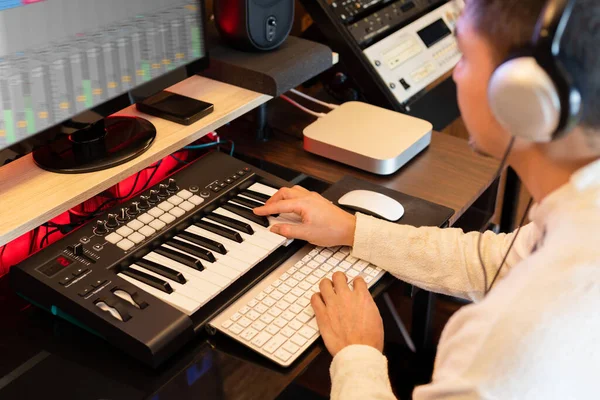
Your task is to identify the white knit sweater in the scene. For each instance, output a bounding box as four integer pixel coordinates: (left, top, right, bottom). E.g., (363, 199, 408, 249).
(330, 159, 600, 400)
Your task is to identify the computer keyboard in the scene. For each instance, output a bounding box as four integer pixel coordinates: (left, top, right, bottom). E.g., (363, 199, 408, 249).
(210, 243, 385, 367)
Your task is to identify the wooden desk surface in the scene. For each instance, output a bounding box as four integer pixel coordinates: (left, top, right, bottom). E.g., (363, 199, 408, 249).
(221, 126, 499, 226)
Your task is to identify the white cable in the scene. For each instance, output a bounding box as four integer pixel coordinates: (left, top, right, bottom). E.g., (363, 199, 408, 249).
(289, 88, 340, 110)
(280, 94, 327, 118)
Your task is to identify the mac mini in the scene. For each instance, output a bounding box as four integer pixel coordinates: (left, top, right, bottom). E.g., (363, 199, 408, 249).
(303, 102, 433, 175)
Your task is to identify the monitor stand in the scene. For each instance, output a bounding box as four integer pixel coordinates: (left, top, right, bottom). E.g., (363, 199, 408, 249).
(32, 116, 156, 174)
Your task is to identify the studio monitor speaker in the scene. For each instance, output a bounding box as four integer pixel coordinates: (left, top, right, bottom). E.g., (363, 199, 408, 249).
(214, 0, 294, 51)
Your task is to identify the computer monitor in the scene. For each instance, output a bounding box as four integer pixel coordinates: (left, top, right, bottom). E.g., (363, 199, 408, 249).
(0, 0, 208, 173)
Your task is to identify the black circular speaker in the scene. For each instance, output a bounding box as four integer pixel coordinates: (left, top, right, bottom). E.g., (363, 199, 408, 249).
(214, 0, 294, 51)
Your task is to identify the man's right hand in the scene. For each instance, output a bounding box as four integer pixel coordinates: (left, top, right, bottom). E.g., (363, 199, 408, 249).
(253, 186, 357, 248)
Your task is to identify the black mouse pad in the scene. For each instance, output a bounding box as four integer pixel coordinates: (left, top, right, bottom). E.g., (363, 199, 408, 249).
(320, 176, 454, 228)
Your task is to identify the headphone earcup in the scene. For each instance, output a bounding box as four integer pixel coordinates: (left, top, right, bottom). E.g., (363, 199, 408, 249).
(488, 57, 562, 142)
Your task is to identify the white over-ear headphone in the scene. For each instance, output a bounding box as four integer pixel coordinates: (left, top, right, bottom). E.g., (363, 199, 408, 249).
(488, 0, 582, 142)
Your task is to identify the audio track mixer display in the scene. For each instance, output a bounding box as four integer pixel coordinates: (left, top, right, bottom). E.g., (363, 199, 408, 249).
(0, 0, 205, 149)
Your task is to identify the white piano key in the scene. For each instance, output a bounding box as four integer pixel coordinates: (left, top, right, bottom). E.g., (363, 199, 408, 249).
(248, 182, 278, 197)
(142, 253, 221, 298)
(130, 264, 212, 305)
(118, 273, 201, 315)
(158, 245, 232, 288)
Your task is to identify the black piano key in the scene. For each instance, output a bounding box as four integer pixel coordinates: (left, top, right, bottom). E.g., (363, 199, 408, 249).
(167, 238, 217, 263)
(136, 259, 187, 284)
(206, 213, 254, 235)
(241, 189, 271, 203)
(155, 246, 205, 271)
(178, 231, 227, 255)
(122, 267, 173, 294)
(194, 220, 243, 243)
(231, 196, 264, 209)
(223, 203, 270, 228)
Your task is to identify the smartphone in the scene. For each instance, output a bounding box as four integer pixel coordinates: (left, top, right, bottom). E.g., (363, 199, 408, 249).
(136, 91, 214, 125)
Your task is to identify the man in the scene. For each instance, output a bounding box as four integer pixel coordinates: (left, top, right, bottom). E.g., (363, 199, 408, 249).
(255, 0, 600, 398)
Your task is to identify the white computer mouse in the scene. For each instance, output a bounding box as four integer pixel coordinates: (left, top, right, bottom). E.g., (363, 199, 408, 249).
(338, 190, 404, 222)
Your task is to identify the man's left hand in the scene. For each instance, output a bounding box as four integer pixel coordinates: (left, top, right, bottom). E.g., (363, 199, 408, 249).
(311, 272, 385, 357)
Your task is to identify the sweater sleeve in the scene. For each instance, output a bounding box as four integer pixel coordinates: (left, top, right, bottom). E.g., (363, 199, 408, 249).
(351, 213, 540, 302)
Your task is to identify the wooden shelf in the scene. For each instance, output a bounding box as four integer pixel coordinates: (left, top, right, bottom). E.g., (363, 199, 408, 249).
(0, 76, 271, 246)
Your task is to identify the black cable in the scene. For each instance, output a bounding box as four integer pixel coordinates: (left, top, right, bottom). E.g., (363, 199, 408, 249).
(170, 154, 189, 164)
(0, 244, 7, 269)
(40, 228, 60, 248)
(139, 160, 163, 192)
(477, 136, 516, 294)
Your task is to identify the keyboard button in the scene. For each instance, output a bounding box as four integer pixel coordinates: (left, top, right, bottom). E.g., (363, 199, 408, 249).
(169, 207, 186, 217)
(308, 260, 321, 269)
(167, 195, 184, 206)
(340, 260, 353, 269)
(288, 320, 303, 331)
(314, 255, 326, 263)
(206, 213, 253, 234)
(115, 226, 133, 237)
(272, 279, 282, 287)
(240, 328, 259, 341)
(254, 303, 268, 314)
(276, 300, 291, 310)
(159, 213, 177, 224)
(231, 313, 242, 321)
(275, 348, 292, 362)
(268, 307, 283, 317)
(117, 239, 135, 251)
(298, 281, 312, 291)
(263, 334, 286, 354)
(256, 292, 267, 301)
(251, 332, 272, 347)
(309, 249, 320, 257)
(127, 232, 146, 244)
(148, 207, 165, 218)
(246, 310, 261, 321)
(291, 288, 304, 298)
(369, 267, 380, 277)
(238, 317, 252, 328)
(195, 220, 242, 243)
(321, 249, 333, 258)
(281, 326, 296, 337)
(327, 258, 340, 267)
(283, 341, 300, 354)
(122, 267, 173, 294)
(127, 220, 144, 231)
(283, 293, 298, 304)
(287, 266, 298, 275)
(294, 261, 305, 268)
(180, 201, 195, 212)
(138, 225, 156, 237)
(149, 219, 166, 231)
(340, 246, 351, 255)
(223, 203, 269, 227)
(333, 252, 346, 260)
(252, 321, 267, 331)
(306, 275, 319, 285)
(229, 324, 244, 335)
(347, 269, 360, 278)
(273, 317, 287, 328)
(356, 260, 369, 269)
(248, 299, 259, 307)
(281, 310, 295, 321)
(296, 297, 311, 307)
(222, 320, 233, 329)
(263, 297, 276, 307)
(260, 314, 275, 324)
(106, 232, 123, 244)
(278, 284, 291, 294)
(302, 255, 312, 263)
(135, 259, 185, 284)
(177, 189, 193, 199)
(137, 213, 154, 224)
(364, 275, 374, 283)
(293, 272, 307, 281)
(286, 278, 299, 288)
(290, 333, 308, 347)
(270, 290, 284, 301)
(364, 266, 375, 275)
(189, 195, 204, 206)
(313, 270, 326, 278)
(289, 304, 303, 314)
(297, 313, 311, 324)
(266, 324, 280, 335)
(346, 255, 359, 264)
(264, 285, 275, 294)
(239, 306, 250, 315)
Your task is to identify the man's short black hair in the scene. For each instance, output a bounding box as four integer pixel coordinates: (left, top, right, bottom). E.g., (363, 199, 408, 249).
(468, 0, 600, 132)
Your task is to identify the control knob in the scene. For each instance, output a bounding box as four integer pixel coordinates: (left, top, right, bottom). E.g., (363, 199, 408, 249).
(167, 178, 179, 193)
(94, 220, 108, 235)
(127, 202, 140, 216)
(138, 196, 151, 210)
(106, 214, 119, 228)
(117, 208, 128, 222)
(148, 190, 160, 204)
(158, 184, 169, 198)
